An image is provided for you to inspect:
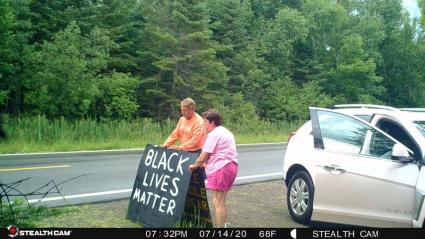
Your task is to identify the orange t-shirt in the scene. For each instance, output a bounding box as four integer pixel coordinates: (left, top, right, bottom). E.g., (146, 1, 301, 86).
(163, 113, 206, 151)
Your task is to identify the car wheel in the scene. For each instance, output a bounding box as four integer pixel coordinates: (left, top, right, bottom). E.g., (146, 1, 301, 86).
(287, 170, 314, 224)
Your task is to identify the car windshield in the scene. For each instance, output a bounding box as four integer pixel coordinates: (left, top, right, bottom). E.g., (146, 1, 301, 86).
(414, 121, 425, 137)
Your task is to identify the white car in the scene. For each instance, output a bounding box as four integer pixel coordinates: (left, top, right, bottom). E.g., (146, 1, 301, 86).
(283, 104, 425, 227)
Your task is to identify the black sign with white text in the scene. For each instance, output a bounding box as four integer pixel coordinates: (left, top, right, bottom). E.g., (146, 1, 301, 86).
(183, 168, 213, 227)
(127, 144, 201, 227)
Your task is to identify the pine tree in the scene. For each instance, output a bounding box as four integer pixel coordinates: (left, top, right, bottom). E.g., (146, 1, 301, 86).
(139, 0, 228, 119)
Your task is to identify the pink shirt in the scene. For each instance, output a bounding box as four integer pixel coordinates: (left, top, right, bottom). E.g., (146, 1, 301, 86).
(202, 126, 238, 176)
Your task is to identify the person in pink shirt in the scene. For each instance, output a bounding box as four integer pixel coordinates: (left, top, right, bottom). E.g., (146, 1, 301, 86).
(189, 109, 238, 228)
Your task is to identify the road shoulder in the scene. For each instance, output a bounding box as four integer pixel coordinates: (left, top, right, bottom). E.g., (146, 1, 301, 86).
(37, 180, 304, 228)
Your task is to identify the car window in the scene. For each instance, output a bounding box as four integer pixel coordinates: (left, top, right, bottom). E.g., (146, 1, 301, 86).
(367, 129, 396, 159)
(414, 121, 425, 137)
(317, 111, 397, 160)
(376, 119, 421, 161)
(318, 111, 367, 152)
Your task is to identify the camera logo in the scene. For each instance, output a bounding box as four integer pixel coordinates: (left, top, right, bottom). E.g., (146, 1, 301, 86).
(7, 225, 19, 238)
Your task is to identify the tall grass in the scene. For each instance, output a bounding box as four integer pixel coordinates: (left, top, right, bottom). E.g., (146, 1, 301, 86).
(0, 115, 304, 154)
(226, 119, 304, 144)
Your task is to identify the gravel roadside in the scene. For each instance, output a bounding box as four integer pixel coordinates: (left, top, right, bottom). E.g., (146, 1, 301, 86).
(222, 180, 304, 228)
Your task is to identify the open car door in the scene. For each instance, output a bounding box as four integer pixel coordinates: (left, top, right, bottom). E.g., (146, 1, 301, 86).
(309, 107, 419, 227)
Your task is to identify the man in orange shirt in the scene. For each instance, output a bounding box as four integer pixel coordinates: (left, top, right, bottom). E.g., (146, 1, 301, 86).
(161, 97, 206, 152)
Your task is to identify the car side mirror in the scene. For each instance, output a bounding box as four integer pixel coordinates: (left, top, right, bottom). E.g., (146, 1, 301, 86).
(391, 143, 413, 163)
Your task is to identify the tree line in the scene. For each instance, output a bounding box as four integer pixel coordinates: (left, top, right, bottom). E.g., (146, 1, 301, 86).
(1, 0, 424, 122)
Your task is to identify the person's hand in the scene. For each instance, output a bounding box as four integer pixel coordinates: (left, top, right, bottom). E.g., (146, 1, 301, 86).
(189, 164, 197, 172)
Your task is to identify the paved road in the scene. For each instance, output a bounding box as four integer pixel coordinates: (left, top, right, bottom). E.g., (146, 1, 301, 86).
(0, 143, 286, 207)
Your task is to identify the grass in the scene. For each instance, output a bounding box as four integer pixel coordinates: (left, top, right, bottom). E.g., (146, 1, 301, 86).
(35, 203, 139, 228)
(25, 201, 207, 228)
(1, 200, 138, 228)
(0, 200, 71, 228)
(0, 116, 303, 154)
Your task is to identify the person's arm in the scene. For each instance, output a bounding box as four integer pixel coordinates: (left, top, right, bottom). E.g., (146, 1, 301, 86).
(189, 152, 210, 172)
(162, 119, 181, 148)
(179, 120, 204, 151)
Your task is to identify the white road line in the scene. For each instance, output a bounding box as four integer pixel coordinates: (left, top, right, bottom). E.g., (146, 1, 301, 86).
(27, 172, 283, 203)
(28, 189, 133, 203)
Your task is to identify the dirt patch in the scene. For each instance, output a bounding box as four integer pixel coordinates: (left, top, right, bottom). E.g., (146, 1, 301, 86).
(222, 180, 304, 228)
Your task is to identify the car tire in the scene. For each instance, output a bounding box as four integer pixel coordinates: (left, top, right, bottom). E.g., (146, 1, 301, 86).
(287, 170, 314, 224)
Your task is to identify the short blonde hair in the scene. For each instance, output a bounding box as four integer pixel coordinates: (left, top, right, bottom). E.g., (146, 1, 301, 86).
(181, 97, 196, 110)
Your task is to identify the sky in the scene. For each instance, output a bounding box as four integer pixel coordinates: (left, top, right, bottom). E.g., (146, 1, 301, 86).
(403, 0, 421, 18)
